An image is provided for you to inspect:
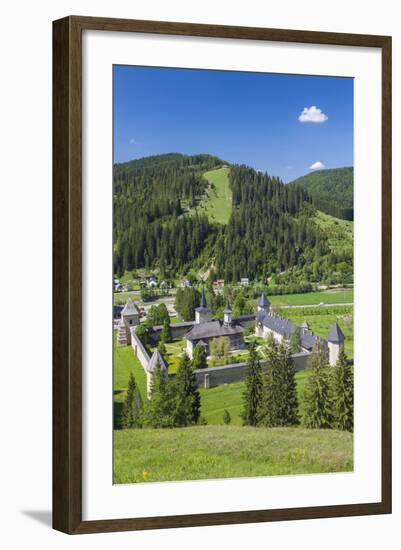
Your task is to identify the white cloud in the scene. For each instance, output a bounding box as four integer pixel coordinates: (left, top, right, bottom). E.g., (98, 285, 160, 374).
(129, 137, 139, 144)
(309, 161, 325, 170)
(298, 106, 328, 123)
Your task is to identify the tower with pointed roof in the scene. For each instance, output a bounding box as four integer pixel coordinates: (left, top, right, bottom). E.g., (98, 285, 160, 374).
(146, 349, 168, 398)
(117, 298, 140, 346)
(327, 322, 345, 366)
(195, 288, 212, 324)
(223, 302, 232, 328)
(257, 293, 270, 313)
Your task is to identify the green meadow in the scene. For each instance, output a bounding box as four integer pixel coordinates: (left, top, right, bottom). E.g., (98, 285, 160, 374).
(268, 289, 353, 306)
(114, 425, 353, 483)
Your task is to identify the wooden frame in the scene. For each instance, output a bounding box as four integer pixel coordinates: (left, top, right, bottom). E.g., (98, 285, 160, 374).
(53, 15, 392, 534)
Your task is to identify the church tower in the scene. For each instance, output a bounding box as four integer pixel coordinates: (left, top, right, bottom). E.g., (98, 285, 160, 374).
(257, 294, 270, 313)
(195, 288, 212, 324)
(223, 302, 232, 328)
(327, 322, 345, 366)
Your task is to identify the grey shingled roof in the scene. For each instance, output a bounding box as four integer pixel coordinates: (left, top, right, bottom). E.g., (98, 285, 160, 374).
(146, 350, 168, 373)
(327, 322, 345, 343)
(121, 298, 139, 315)
(258, 294, 270, 308)
(186, 319, 244, 341)
(258, 312, 324, 351)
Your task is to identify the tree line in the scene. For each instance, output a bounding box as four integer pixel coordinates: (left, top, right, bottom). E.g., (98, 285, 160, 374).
(242, 338, 353, 431)
(113, 154, 353, 287)
(121, 335, 353, 433)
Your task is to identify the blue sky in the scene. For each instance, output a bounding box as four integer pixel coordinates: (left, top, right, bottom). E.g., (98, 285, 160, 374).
(113, 65, 353, 182)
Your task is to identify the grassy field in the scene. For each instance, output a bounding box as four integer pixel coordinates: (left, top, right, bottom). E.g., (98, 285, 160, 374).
(114, 424, 353, 483)
(268, 288, 353, 306)
(313, 210, 353, 256)
(114, 334, 148, 427)
(200, 166, 232, 224)
(199, 368, 315, 426)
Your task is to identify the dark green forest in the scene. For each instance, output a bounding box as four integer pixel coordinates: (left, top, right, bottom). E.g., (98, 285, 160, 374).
(113, 154, 353, 285)
(289, 167, 353, 220)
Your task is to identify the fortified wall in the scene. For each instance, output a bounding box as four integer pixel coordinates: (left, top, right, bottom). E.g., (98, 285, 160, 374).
(129, 325, 310, 391)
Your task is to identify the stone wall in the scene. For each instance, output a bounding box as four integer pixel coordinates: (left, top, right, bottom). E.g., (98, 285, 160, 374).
(193, 351, 311, 389)
(130, 327, 151, 370)
(147, 321, 194, 344)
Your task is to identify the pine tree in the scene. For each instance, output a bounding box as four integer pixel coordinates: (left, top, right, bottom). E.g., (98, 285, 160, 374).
(223, 409, 231, 425)
(331, 349, 354, 432)
(191, 343, 208, 370)
(160, 319, 172, 343)
(143, 363, 176, 428)
(120, 372, 143, 429)
(289, 326, 301, 353)
(258, 338, 283, 427)
(174, 353, 201, 426)
(302, 341, 332, 429)
(278, 342, 299, 425)
(242, 344, 262, 426)
(158, 340, 167, 356)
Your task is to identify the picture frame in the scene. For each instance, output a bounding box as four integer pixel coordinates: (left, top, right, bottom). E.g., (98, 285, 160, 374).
(53, 15, 392, 534)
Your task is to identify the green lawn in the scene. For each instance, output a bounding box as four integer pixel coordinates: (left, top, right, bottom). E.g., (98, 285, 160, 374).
(199, 368, 315, 426)
(199, 166, 232, 224)
(114, 424, 353, 483)
(268, 289, 353, 307)
(114, 333, 147, 427)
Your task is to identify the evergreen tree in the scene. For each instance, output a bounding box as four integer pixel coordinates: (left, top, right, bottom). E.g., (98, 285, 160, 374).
(302, 341, 332, 429)
(331, 349, 354, 432)
(258, 338, 283, 427)
(160, 319, 172, 343)
(278, 342, 299, 426)
(174, 353, 201, 426)
(143, 363, 176, 428)
(242, 344, 262, 426)
(289, 326, 301, 353)
(158, 340, 167, 356)
(223, 409, 231, 425)
(191, 343, 208, 370)
(120, 372, 143, 429)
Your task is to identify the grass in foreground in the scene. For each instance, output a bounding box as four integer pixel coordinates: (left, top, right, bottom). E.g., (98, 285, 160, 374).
(114, 424, 353, 483)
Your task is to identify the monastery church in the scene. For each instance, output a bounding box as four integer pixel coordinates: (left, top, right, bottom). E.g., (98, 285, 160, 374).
(116, 290, 345, 395)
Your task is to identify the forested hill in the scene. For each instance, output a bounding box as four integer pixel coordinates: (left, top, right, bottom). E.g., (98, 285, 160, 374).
(289, 167, 353, 220)
(113, 154, 353, 285)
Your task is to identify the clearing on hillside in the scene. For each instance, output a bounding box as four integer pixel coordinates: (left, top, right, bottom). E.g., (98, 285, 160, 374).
(313, 210, 353, 256)
(201, 166, 232, 224)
